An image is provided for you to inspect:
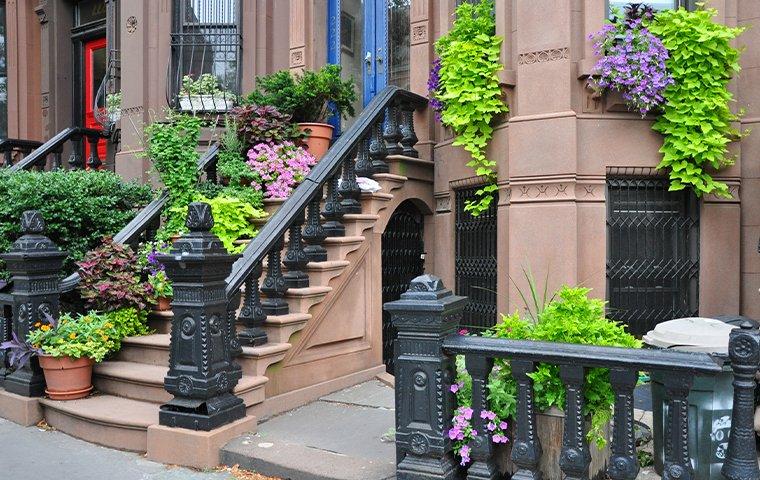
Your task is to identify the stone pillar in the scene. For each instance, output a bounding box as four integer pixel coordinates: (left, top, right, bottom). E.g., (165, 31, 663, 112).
(157, 203, 244, 431)
(1, 211, 67, 397)
(384, 274, 467, 479)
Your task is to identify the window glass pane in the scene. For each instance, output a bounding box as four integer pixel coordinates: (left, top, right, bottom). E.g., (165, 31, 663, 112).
(608, 0, 677, 16)
(76, 0, 107, 26)
(387, 0, 410, 90)
(340, 0, 364, 130)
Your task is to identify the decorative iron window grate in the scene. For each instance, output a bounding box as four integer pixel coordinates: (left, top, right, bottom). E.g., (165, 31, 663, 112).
(606, 177, 699, 336)
(168, 0, 241, 113)
(455, 185, 498, 332)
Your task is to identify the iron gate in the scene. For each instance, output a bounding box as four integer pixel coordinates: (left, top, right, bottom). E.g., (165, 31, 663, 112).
(455, 185, 498, 332)
(381, 201, 425, 374)
(606, 177, 699, 336)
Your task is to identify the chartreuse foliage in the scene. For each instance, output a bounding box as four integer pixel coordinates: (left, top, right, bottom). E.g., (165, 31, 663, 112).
(458, 286, 640, 448)
(649, 8, 745, 197)
(435, 0, 507, 215)
(28, 312, 117, 362)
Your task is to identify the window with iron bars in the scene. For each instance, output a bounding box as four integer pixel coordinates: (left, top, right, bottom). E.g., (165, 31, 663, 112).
(168, 0, 241, 113)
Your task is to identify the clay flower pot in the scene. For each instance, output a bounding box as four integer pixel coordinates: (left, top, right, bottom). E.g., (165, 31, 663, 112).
(38, 355, 94, 401)
(156, 296, 172, 312)
(298, 122, 334, 160)
(263, 198, 286, 217)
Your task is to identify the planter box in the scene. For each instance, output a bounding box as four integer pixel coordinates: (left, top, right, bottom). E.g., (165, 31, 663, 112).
(179, 95, 234, 113)
(495, 407, 611, 480)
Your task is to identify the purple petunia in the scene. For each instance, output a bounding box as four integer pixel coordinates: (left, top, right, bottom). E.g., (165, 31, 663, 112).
(589, 14, 673, 116)
(247, 141, 317, 199)
(427, 58, 444, 121)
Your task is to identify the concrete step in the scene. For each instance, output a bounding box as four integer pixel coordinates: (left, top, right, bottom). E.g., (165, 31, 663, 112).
(372, 173, 407, 193)
(341, 214, 379, 236)
(323, 235, 365, 261)
(116, 334, 291, 377)
(360, 192, 393, 216)
(93, 361, 267, 407)
(259, 312, 311, 344)
(40, 394, 158, 452)
(147, 310, 173, 334)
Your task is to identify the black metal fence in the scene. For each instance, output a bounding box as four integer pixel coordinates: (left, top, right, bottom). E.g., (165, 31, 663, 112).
(455, 185, 497, 332)
(386, 274, 760, 480)
(606, 177, 699, 336)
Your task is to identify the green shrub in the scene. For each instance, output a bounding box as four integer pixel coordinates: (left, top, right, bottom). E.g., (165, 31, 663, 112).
(0, 170, 153, 279)
(103, 307, 151, 351)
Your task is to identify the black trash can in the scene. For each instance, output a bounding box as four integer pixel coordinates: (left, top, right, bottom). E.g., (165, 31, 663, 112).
(644, 317, 736, 480)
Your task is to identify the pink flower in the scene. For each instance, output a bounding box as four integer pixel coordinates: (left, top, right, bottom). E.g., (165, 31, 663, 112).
(458, 328, 469, 335)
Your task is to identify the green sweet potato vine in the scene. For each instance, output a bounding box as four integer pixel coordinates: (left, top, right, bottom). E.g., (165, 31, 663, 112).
(435, 0, 507, 215)
(649, 8, 745, 197)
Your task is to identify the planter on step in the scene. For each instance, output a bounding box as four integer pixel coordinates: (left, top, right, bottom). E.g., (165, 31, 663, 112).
(38, 355, 94, 401)
(155, 296, 172, 312)
(263, 198, 286, 217)
(492, 408, 611, 479)
(298, 122, 334, 160)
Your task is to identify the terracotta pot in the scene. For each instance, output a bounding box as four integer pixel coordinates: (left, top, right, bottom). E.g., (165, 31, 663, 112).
(156, 296, 172, 311)
(169, 234, 181, 244)
(298, 122, 334, 160)
(263, 198, 286, 217)
(38, 355, 94, 401)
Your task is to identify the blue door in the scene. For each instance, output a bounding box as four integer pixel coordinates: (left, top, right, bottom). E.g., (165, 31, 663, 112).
(328, 0, 410, 130)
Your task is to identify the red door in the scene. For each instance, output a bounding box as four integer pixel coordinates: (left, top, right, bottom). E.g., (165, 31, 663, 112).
(84, 37, 107, 163)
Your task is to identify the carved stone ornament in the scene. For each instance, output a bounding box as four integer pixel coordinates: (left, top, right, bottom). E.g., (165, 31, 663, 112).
(409, 274, 444, 293)
(186, 202, 214, 232)
(21, 210, 45, 234)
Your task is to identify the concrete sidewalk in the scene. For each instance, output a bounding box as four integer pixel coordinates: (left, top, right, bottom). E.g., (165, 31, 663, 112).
(221, 380, 397, 480)
(0, 418, 236, 480)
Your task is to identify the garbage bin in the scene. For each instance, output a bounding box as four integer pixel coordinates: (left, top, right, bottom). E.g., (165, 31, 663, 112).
(644, 317, 736, 480)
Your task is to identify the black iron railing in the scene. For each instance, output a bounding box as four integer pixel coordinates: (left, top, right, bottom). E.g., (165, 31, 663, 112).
(386, 274, 760, 480)
(7, 127, 108, 172)
(0, 139, 43, 168)
(223, 85, 427, 345)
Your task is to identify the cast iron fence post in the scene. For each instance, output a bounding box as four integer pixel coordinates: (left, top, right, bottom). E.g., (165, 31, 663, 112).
(157, 202, 245, 431)
(384, 274, 467, 480)
(1, 210, 67, 397)
(722, 322, 760, 480)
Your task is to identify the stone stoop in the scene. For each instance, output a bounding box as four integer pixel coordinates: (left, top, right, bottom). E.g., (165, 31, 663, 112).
(18, 157, 432, 468)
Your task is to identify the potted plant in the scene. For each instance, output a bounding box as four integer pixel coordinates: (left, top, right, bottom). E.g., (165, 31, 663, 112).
(106, 91, 122, 122)
(217, 117, 261, 187)
(452, 286, 640, 479)
(245, 65, 356, 159)
(196, 193, 267, 253)
(4, 312, 117, 400)
(178, 73, 236, 112)
(142, 241, 173, 311)
(230, 104, 303, 150)
(246, 141, 317, 213)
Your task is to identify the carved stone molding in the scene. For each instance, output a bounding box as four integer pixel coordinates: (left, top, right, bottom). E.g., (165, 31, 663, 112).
(411, 23, 428, 45)
(509, 175, 605, 204)
(704, 180, 740, 204)
(449, 175, 489, 190)
(518, 47, 569, 65)
(435, 193, 451, 214)
(290, 48, 305, 68)
(606, 166, 661, 177)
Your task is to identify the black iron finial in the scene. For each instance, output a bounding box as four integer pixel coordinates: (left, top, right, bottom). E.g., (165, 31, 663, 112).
(408, 274, 444, 293)
(185, 202, 214, 232)
(20, 210, 44, 234)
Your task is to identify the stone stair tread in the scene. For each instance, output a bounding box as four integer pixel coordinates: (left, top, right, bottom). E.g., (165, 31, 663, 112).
(373, 173, 408, 183)
(305, 260, 350, 270)
(123, 334, 291, 358)
(283, 285, 332, 297)
(323, 235, 365, 245)
(265, 312, 311, 325)
(342, 213, 380, 221)
(94, 361, 267, 394)
(40, 394, 158, 429)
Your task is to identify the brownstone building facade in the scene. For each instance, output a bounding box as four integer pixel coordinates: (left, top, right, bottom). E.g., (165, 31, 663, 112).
(3, 0, 758, 333)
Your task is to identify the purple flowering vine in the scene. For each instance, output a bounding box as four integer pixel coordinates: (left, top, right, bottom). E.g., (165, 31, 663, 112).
(589, 11, 673, 116)
(427, 58, 444, 121)
(448, 381, 509, 466)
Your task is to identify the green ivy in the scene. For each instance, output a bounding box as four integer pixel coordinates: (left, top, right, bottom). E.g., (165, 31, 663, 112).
(143, 113, 203, 238)
(649, 8, 745, 197)
(435, 0, 507, 215)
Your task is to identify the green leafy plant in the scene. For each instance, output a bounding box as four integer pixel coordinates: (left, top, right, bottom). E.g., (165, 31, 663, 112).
(180, 73, 233, 98)
(231, 104, 303, 148)
(143, 113, 203, 238)
(457, 286, 640, 450)
(197, 181, 264, 210)
(0, 170, 152, 279)
(103, 308, 151, 350)
(77, 237, 154, 313)
(27, 312, 117, 362)
(648, 7, 746, 197)
(245, 65, 357, 123)
(147, 270, 173, 299)
(434, 0, 507, 215)
(106, 91, 122, 117)
(218, 117, 261, 186)
(508, 265, 555, 324)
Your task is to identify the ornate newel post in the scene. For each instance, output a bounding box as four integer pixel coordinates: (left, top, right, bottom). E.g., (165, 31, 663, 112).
(1, 211, 67, 397)
(384, 274, 467, 480)
(157, 203, 245, 431)
(722, 322, 760, 480)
